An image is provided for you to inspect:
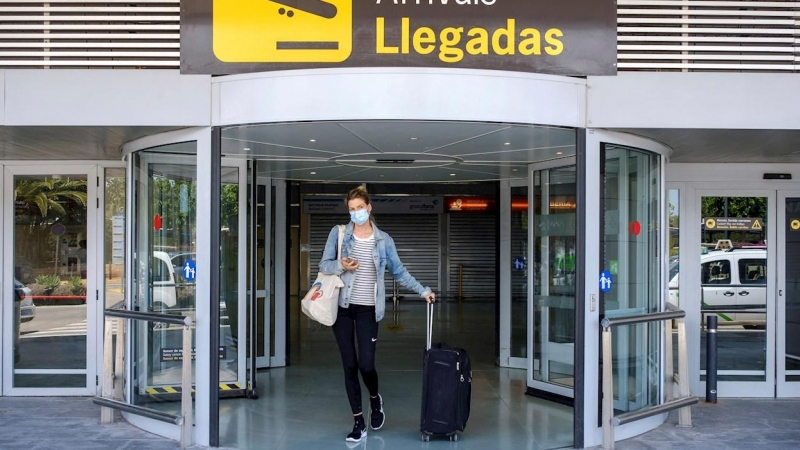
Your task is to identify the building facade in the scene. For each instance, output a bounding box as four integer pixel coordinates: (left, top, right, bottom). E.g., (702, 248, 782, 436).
(0, 1, 798, 448)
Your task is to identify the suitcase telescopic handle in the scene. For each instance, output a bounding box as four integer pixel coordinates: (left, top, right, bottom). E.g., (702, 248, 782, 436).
(426, 302, 433, 350)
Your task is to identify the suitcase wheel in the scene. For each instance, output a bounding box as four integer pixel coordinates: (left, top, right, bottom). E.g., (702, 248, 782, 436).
(421, 433, 430, 442)
(450, 434, 458, 442)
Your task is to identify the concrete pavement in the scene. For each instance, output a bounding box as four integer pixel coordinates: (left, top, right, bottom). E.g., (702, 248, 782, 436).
(1, 396, 799, 449)
(612, 399, 800, 449)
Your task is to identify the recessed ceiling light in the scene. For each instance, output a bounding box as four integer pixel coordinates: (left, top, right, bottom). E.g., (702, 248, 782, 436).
(309, 139, 316, 143)
(504, 142, 511, 146)
(380, 174, 385, 177)
(310, 172, 316, 175)
(243, 147, 251, 151)
(450, 173, 456, 176)
(556, 151, 563, 155)
(410, 137, 419, 140)
(512, 168, 518, 172)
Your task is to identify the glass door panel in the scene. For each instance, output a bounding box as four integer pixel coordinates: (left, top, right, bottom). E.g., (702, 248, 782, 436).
(601, 145, 661, 413)
(130, 147, 247, 413)
(528, 165, 577, 397)
(777, 192, 800, 396)
(4, 168, 95, 394)
(696, 191, 774, 397)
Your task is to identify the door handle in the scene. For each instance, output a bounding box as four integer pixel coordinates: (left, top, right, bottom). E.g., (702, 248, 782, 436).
(739, 291, 749, 296)
(780, 290, 784, 296)
(724, 291, 735, 297)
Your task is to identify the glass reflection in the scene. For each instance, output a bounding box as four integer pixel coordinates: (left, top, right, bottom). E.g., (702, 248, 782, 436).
(699, 196, 767, 382)
(14, 175, 88, 387)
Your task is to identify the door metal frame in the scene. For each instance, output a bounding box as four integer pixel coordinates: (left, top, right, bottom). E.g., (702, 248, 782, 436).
(2, 163, 99, 396)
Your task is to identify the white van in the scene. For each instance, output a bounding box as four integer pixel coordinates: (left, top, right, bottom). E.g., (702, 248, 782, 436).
(669, 248, 766, 328)
(152, 251, 179, 310)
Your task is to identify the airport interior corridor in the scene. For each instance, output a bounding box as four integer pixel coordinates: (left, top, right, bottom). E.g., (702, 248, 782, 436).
(218, 302, 574, 450)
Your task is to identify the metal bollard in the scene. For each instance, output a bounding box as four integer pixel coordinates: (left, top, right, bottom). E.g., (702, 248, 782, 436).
(705, 315, 717, 404)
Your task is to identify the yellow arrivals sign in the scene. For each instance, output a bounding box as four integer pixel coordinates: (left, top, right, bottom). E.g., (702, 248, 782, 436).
(182, 0, 617, 76)
(213, 0, 353, 63)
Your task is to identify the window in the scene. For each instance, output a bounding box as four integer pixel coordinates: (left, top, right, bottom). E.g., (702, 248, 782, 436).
(702, 260, 731, 285)
(739, 258, 766, 285)
(152, 256, 170, 283)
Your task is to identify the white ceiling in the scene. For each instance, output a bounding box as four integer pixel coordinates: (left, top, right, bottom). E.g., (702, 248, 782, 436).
(222, 121, 576, 183)
(0, 126, 179, 161)
(622, 129, 800, 164)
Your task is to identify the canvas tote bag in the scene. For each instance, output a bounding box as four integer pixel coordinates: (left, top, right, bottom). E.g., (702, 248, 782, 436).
(301, 225, 345, 326)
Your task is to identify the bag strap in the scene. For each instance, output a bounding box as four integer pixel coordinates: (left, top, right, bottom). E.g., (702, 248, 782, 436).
(336, 225, 345, 261)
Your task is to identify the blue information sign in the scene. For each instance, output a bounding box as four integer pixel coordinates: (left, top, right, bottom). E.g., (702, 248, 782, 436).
(599, 270, 613, 293)
(182, 260, 197, 282)
(513, 257, 527, 271)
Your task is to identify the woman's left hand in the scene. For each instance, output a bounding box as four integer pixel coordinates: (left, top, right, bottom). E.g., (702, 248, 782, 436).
(424, 293, 436, 304)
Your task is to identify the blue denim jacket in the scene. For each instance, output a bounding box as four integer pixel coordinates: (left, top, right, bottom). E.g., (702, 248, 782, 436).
(319, 222, 431, 322)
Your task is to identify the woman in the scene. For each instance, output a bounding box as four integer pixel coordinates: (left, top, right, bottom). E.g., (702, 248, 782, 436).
(319, 185, 435, 443)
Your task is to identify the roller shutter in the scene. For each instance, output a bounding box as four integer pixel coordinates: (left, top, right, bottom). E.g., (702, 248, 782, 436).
(448, 214, 497, 299)
(309, 215, 440, 296)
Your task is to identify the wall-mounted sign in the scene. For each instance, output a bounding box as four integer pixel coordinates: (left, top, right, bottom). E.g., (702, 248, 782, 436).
(599, 270, 613, 293)
(182, 260, 197, 282)
(446, 196, 496, 213)
(161, 346, 227, 362)
(704, 217, 763, 231)
(181, 0, 616, 76)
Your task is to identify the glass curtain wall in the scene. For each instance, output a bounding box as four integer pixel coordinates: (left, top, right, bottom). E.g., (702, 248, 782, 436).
(106, 169, 126, 311)
(601, 144, 661, 413)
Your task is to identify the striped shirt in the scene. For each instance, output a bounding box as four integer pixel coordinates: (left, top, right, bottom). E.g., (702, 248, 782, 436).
(350, 234, 377, 306)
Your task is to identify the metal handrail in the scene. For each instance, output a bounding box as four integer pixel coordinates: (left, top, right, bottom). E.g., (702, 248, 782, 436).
(104, 308, 191, 326)
(95, 308, 194, 449)
(601, 310, 685, 328)
(601, 307, 696, 450)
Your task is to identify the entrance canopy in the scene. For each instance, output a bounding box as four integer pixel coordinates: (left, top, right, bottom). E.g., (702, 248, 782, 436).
(222, 121, 575, 182)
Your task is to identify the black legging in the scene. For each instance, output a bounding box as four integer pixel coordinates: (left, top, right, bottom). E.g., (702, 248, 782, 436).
(332, 304, 379, 415)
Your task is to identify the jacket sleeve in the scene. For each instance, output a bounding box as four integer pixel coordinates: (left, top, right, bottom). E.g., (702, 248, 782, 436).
(319, 226, 344, 275)
(385, 234, 432, 298)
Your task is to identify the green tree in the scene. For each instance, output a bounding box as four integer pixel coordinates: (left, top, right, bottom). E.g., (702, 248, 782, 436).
(14, 178, 88, 222)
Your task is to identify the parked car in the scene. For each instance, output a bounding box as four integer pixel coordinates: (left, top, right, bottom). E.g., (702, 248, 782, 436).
(13, 278, 35, 363)
(669, 248, 766, 328)
(15, 278, 35, 323)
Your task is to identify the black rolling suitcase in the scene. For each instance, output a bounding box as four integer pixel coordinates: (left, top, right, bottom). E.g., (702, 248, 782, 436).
(420, 303, 471, 442)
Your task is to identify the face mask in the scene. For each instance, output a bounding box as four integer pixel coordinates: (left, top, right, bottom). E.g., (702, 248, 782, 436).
(350, 209, 370, 225)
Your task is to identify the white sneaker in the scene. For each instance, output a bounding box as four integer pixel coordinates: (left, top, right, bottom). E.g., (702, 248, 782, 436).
(346, 422, 367, 443)
(370, 394, 385, 430)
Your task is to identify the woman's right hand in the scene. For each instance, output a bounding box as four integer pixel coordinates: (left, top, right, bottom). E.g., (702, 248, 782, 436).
(341, 257, 359, 271)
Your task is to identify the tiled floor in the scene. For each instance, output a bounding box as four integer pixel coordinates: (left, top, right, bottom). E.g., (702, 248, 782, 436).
(218, 302, 575, 450)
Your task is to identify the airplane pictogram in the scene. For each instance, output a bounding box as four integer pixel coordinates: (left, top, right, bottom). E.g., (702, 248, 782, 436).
(213, 0, 352, 63)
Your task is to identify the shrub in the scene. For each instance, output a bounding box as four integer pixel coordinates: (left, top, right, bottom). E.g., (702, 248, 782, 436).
(68, 276, 86, 295)
(35, 274, 60, 293)
(52, 284, 73, 297)
(29, 283, 47, 297)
